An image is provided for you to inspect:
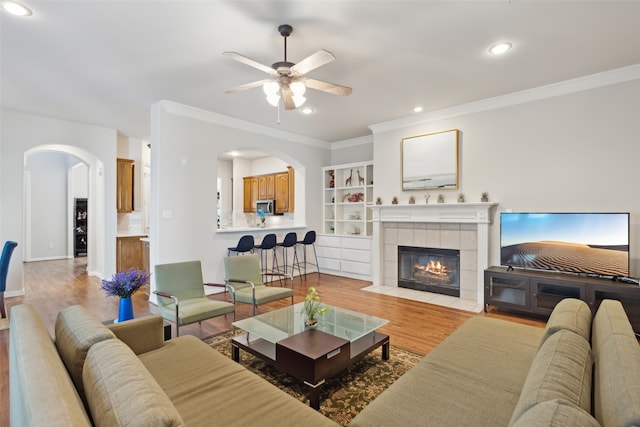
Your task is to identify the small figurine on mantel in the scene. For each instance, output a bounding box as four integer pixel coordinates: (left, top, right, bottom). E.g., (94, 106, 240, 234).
(392, 196, 399, 205)
(408, 196, 416, 204)
(376, 197, 382, 205)
(437, 194, 445, 203)
(457, 194, 465, 203)
(424, 193, 431, 204)
(481, 192, 489, 202)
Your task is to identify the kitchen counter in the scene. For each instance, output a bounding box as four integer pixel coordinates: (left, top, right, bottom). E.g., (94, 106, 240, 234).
(116, 232, 148, 238)
(216, 225, 306, 234)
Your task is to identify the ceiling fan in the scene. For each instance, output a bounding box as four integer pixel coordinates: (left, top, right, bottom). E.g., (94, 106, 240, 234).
(223, 24, 352, 110)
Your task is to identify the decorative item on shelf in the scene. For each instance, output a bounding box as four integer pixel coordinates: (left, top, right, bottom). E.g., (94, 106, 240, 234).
(345, 169, 353, 186)
(408, 196, 415, 204)
(424, 193, 431, 204)
(331, 196, 335, 203)
(481, 192, 489, 202)
(303, 287, 329, 328)
(328, 170, 335, 188)
(329, 225, 335, 234)
(457, 194, 465, 203)
(437, 194, 445, 203)
(101, 268, 150, 323)
(347, 192, 364, 202)
(257, 208, 266, 227)
(392, 196, 398, 205)
(357, 170, 365, 185)
(376, 197, 382, 205)
(342, 193, 351, 202)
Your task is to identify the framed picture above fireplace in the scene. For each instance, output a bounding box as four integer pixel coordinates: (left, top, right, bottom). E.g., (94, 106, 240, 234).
(401, 129, 459, 191)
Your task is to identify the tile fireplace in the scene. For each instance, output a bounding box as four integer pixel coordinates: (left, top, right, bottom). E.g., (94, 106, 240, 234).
(398, 246, 460, 296)
(370, 203, 498, 306)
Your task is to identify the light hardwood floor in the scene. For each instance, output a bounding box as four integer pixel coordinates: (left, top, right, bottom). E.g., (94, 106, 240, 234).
(0, 258, 546, 426)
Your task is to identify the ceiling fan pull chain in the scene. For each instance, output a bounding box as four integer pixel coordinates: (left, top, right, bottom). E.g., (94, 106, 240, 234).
(277, 100, 281, 125)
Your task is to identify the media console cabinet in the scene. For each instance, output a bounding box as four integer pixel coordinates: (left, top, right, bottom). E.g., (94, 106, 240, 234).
(484, 266, 640, 334)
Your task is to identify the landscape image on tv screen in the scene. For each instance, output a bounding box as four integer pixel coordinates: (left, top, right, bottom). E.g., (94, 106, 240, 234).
(500, 213, 629, 277)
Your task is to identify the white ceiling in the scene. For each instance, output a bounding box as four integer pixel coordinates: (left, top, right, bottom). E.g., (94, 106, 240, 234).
(2, 1, 639, 143)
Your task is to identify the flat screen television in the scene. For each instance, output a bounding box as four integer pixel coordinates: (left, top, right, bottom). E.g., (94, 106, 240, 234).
(500, 212, 630, 277)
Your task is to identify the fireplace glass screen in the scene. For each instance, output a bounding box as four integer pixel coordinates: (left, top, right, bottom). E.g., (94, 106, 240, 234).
(398, 246, 460, 297)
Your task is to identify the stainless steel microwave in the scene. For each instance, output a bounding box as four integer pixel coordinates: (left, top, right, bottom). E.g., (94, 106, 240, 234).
(256, 199, 276, 215)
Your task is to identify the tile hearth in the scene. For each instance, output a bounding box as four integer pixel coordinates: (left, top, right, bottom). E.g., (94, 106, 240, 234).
(361, 285, 484, 313)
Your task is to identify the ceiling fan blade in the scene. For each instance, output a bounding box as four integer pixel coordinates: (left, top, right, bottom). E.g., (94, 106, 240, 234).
(281, 86, 296, 110)
(290, 49, 335, 76)
(224, 79, 271, 94)
(223, 52, 277, 76)
(303, 78, 352, 96)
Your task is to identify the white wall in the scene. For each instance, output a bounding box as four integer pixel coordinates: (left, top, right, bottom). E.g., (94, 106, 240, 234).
(150, 101, 332, 293)
(25, 152, 69, 260)
(0, 109, 118, 294)
(371, 76, 640, 275)
(331, 135, 374, 165)
(251, 157, 289, 176)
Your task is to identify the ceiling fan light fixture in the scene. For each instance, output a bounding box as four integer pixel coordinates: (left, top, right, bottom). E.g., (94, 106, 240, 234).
(292, 95, 307, 108)
(266, 94, 280, 107)
(290, 81, 306, 96)
(263, 80, 280, 95)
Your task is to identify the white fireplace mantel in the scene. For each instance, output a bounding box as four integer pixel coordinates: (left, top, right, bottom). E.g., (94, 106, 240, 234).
(369, 202, 498, 305)
(369, 202, 497, 224)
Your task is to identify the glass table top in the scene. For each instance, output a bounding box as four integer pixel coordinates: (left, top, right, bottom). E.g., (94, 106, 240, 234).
(232, 303, 389, 344)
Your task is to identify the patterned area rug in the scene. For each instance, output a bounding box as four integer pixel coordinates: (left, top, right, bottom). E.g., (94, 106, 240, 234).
(203, 330, 422, 426)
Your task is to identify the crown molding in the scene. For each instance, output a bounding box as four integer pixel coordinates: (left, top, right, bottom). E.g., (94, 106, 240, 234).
(369, 64, 640, 135)
(156, 100, 331, 150)
(331, 134, 373, 150)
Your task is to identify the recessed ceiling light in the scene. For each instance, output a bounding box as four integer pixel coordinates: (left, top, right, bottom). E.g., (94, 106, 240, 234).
(1, 1, 33, 16)
(301, 107, 314, 115)
(488, 42, 512, 55)
(229, 151, 241, 157)
(413, 106, 423, 113)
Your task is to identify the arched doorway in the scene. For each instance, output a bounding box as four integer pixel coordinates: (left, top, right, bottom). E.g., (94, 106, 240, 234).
(24, 145, 106, 276)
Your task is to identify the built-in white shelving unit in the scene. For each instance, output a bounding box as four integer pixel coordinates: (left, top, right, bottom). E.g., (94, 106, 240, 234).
(322, 161, 374, 236)
(319, 161, 374, 281)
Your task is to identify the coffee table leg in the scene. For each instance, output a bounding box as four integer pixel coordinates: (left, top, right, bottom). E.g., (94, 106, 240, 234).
(304, 380, 325, 410)
(382, 340, 390, 361)
(232, 342, 240, 362)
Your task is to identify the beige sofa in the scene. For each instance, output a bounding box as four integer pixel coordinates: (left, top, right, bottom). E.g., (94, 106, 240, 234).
(9, 304, 337, 426)
(351, 298, 640, 427)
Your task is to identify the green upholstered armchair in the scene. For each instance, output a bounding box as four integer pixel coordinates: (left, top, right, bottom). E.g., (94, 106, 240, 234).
(224, 253, 294, 316)
(154, 260, 235, 337)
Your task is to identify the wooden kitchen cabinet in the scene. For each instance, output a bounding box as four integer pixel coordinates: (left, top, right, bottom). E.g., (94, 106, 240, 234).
(275, 172, 289, 213)
(116, 236, 145, 272)
(243, 177, 252, 212)
(117, 158, 134, 213)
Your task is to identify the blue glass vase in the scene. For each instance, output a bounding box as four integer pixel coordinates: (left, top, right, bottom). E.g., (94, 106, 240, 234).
(117, 297, 134, 323)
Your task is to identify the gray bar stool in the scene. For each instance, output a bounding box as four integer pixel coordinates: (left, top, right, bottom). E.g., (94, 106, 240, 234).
(296, 230, 320, 279)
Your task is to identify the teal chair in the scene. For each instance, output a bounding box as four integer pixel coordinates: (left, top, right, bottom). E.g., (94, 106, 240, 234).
(154, 260, 235, 336)
(224, 253, 293, 316)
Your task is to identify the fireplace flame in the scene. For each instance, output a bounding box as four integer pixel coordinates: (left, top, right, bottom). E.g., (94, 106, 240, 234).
(414, 260, 449, 277)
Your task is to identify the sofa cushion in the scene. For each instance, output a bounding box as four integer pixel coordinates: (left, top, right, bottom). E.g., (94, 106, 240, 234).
(10, 304, 91, 426)
(139, 335, 337, 426)
(351, 317, 544, 427)
(538, 298, 592, 349)
(592, 299, 640, 427)
(83, 339, 185, 427)
(509, 329, 592, 426)
(511, 399, 600, 427)
(54, 305, 115, 403)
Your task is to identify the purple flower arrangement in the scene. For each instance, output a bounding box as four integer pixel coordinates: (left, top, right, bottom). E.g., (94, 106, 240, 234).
(101, 268, 150, 298)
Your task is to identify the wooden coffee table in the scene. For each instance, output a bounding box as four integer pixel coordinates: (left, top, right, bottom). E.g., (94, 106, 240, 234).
(231, 303, 389, 409)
